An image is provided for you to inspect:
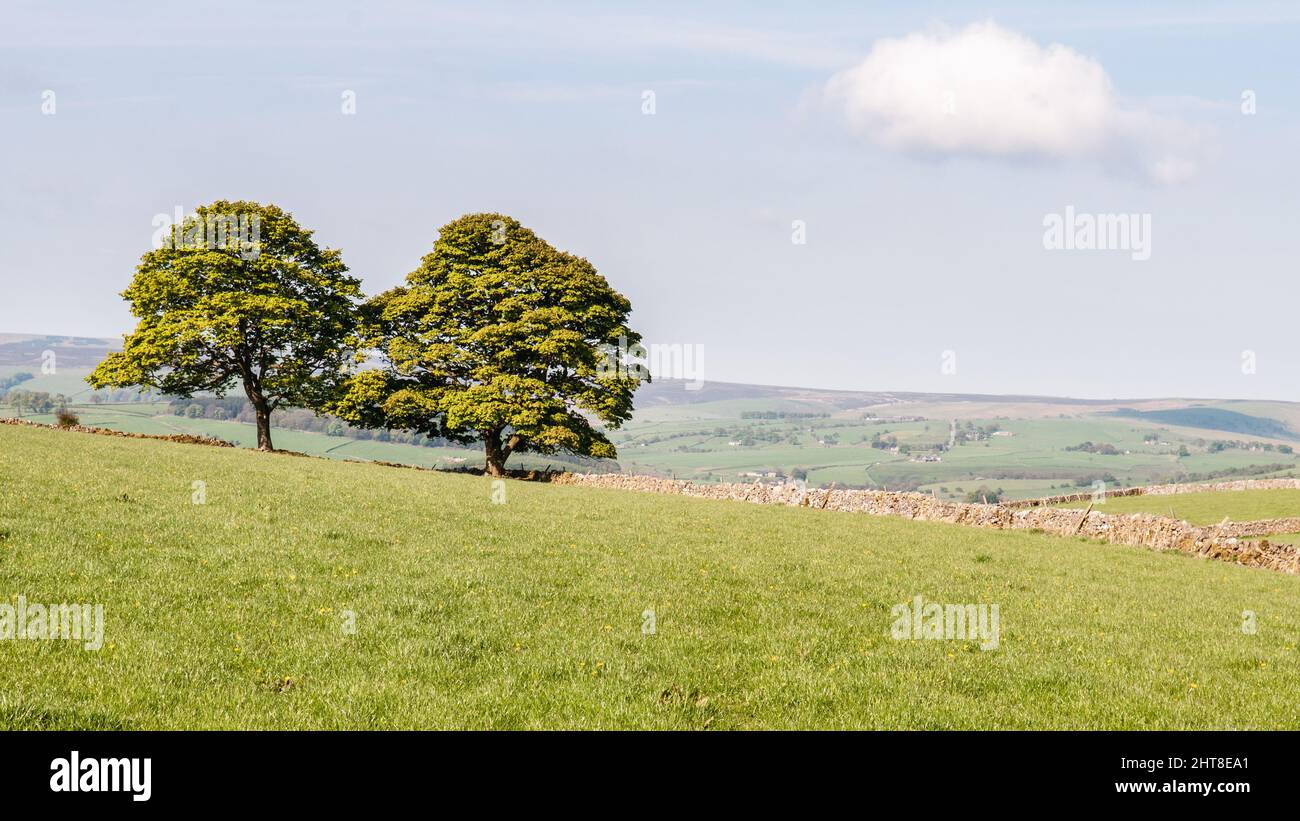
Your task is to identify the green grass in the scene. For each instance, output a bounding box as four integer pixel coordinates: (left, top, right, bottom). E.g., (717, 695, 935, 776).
(2, 423, 1300, 729)
(1263, 533, 1300, 546)
(1062, 489, 1300, 525)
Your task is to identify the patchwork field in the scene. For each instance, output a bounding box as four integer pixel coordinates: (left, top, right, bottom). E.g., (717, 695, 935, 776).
(607, 392, 1300, 497)
(2, 422, 1299, 729)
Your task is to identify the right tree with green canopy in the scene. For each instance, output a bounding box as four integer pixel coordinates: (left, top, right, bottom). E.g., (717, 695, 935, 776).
(334, 213, 646, 476)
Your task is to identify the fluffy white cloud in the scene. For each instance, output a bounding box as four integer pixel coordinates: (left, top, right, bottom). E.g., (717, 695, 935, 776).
(824, 21, 1203, 183)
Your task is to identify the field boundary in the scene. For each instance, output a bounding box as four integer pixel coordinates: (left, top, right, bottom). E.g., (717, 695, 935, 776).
(0, 416, 234, 448)
(553, 473, 1300, 574)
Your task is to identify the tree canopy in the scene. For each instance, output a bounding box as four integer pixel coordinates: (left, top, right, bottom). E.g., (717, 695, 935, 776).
(333, 213, 645, 475)
(88, 200, 362, 450)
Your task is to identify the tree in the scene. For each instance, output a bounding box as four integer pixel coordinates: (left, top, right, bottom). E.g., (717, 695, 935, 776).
(7, 390, 54, 415)
(334, 213, 646, 476)
(965, 486, 1004, 504)
(88, 201, 362, 450)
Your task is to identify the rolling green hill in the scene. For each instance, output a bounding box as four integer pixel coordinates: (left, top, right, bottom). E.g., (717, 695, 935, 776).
(2, 423, 1299, 729)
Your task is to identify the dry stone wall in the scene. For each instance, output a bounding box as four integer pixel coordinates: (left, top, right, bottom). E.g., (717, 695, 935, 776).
(552, 472, 1300, 574)
(1143, 478, 1300, 495)
(1214, 518, 1300, 538)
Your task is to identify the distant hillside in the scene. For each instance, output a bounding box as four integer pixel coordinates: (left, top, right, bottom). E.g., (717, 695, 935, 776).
(637, 378, 1136, 410)
(1110, 407, 1298, 441)
(634, 378, 891, 409)
(0, 334, 119, 368)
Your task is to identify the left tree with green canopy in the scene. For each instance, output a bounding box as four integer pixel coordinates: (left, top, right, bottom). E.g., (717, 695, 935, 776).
(88, 200, 363, 451)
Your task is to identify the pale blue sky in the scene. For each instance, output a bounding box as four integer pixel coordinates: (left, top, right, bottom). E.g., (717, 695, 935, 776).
(1, 1, 1297, 399)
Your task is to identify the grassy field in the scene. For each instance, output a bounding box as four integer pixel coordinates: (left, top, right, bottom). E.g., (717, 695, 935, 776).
(2, 422, 1299, 729)
(1061, 489, 1300, 525)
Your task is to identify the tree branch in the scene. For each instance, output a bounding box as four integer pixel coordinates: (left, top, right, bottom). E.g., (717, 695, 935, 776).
(502, 433, 523, 459)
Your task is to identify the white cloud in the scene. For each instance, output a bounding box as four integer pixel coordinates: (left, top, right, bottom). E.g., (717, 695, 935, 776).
(824, 21, 1206, 184)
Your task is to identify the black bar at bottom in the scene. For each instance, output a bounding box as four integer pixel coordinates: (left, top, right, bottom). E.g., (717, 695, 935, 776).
(0, 730, 1284, 808)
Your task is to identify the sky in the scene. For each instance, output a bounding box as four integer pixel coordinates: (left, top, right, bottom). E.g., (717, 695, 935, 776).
(1, 0, 1298, 400)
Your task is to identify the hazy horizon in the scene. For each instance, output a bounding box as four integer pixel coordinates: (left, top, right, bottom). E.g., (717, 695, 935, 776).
(3, 329, 1297, 406)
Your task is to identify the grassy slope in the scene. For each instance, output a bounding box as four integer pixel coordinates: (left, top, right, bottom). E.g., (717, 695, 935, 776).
(2, 424, 1299, 729)
(1061, 489, 1300, 525)
(5, 403, 579, 472)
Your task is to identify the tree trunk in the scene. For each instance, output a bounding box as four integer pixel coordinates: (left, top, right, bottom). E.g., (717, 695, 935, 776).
(252, 398, 274, 451)
(483, 431, 506, 477)
(236, 354, 275, 452)
(483, 430, 523, 477)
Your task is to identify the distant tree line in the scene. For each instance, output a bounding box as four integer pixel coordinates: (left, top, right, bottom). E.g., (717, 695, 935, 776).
(1205, 439, 1292, 454)
(953, 421, 1000, 444)
(3, 389, 63, 414)
(964, 486, 1005, 504)
(0, 372, 34, 394)
(1065, 441, 1121, 455)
